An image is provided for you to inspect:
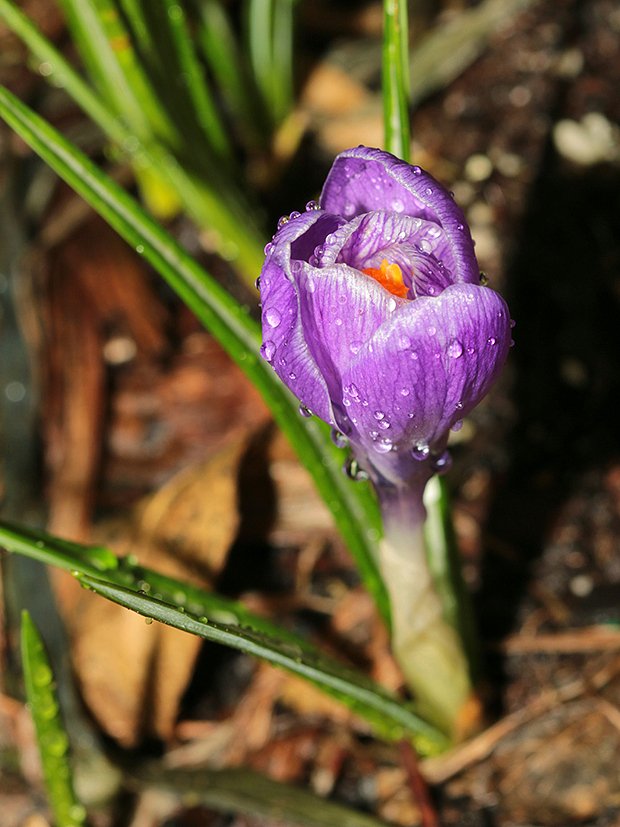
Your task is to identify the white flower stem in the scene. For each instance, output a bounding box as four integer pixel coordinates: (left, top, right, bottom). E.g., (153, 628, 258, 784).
(376, 475, 475, 739)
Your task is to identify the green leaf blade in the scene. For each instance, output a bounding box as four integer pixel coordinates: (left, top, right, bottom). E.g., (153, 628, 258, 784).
(383, 0, 410, 161)
(20, 611, 87, 827)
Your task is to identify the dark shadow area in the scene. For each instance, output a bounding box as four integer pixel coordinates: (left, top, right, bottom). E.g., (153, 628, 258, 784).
(479, 139, 620, 654)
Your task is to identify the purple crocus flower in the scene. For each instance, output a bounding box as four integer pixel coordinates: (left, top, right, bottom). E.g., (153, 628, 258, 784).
(258, 146, 511, 735)
(259, 146, 510, 484)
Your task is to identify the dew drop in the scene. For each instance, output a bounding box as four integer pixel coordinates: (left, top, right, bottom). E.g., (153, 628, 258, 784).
(400, 387, 410, 397)
(264, 241, 273, 254)
(433, 450, 452, 474)
(331, 429, 349, 448)
(392, 198, 404, 213)
(343, 456, 369, 481)
(306, 199, 319, 211)
(479, 271, 489, 285)
(299, 404, 312, 417)
(254, 276, 261, 290)
(451, 419, 464, 432)
(277, 215, 289, 229)
(260, 340, 276, 362)
(398, 335, 411, 350)
(377, 420, 390, 430)
(373, 439, 393, 454)
(289, 210, 301, 220)
(136, 244, 144, 255)
(410, 351, 418, 360)
(335, 318, 343, 326)
(487, 336, 497, 346)
(343, 398, 352, 407)
(428, 325, 437, 336)
(289, 371, 297, 380)
(425, 187, 434, 195)
(343, 202, 356, 217)
(412, 165, 422, 175)
(510, 319, 516, 328)
(412, 443, 430, 461)
(373, 410, 385, 420)
(264, 308, 282, 330)
(455, 400, 464, 410)
(420, 239, 433, 253)
(387, 297, 397, 312)
(349, 341, 362, 355)
(456, 223, 464, 231)
(510, 338, 515, 348)
(448, 340, 463, 358)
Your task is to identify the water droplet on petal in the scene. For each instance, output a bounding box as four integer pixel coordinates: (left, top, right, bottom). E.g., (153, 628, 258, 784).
(451, 419, 464, 432)
(343, 456, 369, 481)
(260, 340, 276, 361)
(373, 439, 393, 454)
(510, 319, 516, 328)
(412, 165, 422, 175)
(343, 202, 356, 217)
(377, 420, 390, 430)
(410, 351, 418, 360)
(343, 398, 351, 407)
(387, 297, 397, 311)
(254, 276, 261, 290)
(433, 450, 452, 474)
(373, 410, 385, 420)
(448, 340, 463, 358)
(412, 443, 430, 461)
(455, 400, 464, 410)
(456, 223, 464, 231)
(420, 239, 432, 253)
(428, 325, 437, 336)
(398, 335, 411, 350)
(299, 404, 312, 417)
(289, 210, 301, 220)
(349, 341, 362, 355)
(263, 242, 273, 254)
(305, 199, 319, 211)
(479, 271, 489, 285)
(277, 215, 289, 229)
(425, 187, 434, 195)
(331, 429, 349, 448)
(487, 337, 497, 346)
(289, 371, 297, 380)
(400, 387, 410, 397)
(335, 318, 343, 326)
(392, 198, 404, 213)
(265, 308, 282, 328)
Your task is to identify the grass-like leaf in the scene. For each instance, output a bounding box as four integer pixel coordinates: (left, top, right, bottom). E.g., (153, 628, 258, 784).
(0, 84, 388, 622)
(1, 522, 447, 754)
(80, 574, 447, 752)
(382, 0, 410, 161)
(135, 764, 392, 827)
(20, 611, 87, 827)
(248, 0, 295, 125)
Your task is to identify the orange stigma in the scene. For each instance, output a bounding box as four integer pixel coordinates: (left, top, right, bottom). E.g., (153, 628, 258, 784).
(361, 258, 408, 299)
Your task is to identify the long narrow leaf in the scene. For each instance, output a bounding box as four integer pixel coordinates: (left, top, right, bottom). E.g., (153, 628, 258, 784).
(21, 612, 87, 827)
(80, 574, 447, 752)
(1, 523, 446, 753)
(0, 86, 388, 619)
(382, 0, 410, 161)
(0, 0, 265, 277)
(158, 0, 231, 158)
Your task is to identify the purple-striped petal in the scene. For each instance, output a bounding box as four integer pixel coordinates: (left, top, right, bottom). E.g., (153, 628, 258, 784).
(319, 146, 478, 285)
(341, 283, 511, 459)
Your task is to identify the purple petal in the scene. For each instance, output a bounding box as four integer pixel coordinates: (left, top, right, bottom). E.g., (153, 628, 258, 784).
(341, 283, 511, 456)
(318, 211, 454, 298)
(260, 216, 344, 423)
(319, 146, 478, 285)
(296, 263, 399, 401)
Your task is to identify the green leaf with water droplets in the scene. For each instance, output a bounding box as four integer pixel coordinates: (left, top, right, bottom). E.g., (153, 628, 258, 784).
(79, 574, 448, 753)
(20, 611, 87, 827)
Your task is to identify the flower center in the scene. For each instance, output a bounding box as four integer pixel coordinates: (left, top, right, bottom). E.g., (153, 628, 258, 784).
(361, 258, 408, 299)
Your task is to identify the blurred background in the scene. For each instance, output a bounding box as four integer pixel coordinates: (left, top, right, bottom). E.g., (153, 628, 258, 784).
(1, 1, 620, 825)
